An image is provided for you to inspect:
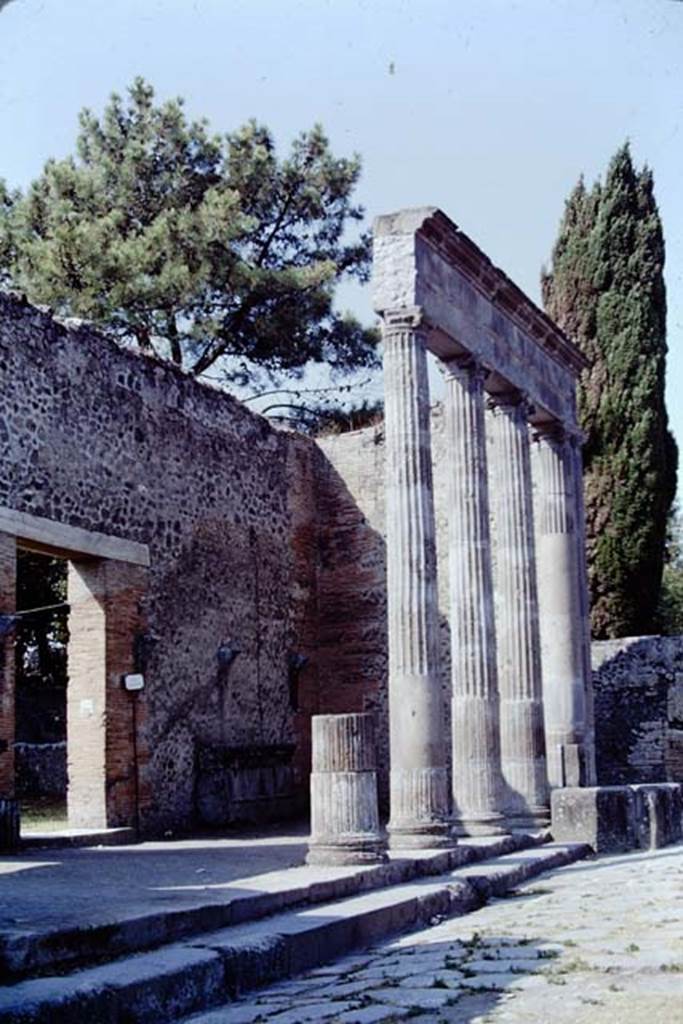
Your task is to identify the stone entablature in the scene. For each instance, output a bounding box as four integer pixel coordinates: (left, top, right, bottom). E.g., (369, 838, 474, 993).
(372, 207, 587, 430)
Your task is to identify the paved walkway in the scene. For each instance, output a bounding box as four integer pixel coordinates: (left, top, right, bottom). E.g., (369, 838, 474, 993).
(189, 844, 683, 1024)
(0, 825, 308, 934)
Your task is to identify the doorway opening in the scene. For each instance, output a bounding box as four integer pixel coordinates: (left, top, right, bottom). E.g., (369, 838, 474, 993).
(15, 550, 69, 834)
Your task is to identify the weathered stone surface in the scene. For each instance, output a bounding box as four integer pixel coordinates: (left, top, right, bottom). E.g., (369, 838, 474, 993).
(592, 635, 683, 785)
(194, 744, 302, 827)
(316, 414, 617, 811)
(0, 291, 320, 834)
(533, 426, 588, 788)
(488, 393, 549, 829)
(550, 782, 683, 852)
(630, 782, 683, 849)
(442, 357, 505, 836)
(551, 786, 636, 852)
(307, 713, 386, 865)
(381, 310, 452, 848)
(182, 837, 683, 1024)
(372, 209, 584, 427)
(0, 838, 587, 1022)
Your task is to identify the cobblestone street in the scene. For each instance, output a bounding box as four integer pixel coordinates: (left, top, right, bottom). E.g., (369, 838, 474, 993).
(190, 845, 683, 1024)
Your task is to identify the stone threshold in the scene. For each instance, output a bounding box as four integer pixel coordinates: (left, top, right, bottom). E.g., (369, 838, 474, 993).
(20, 827, 137, 850)
(0, 841, 590, 1024)
(1, 833, 546, 984)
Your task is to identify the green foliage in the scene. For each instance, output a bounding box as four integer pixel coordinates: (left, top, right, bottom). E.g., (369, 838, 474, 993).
(15, 552, 68, 743)
(0, 78, 377, 384)
(656, 507, 683, 635)
(543, 144, 678, 638)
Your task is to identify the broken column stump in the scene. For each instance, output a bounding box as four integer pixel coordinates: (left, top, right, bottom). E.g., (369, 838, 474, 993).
(307, 713, 387, 866)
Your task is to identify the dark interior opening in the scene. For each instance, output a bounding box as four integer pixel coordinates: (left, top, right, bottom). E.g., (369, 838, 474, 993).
(15, 549, 69, 832)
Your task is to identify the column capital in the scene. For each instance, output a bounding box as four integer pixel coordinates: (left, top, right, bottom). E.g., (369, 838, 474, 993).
(486, 386, 530, 416)
(532, 421, 586, 448)
(531, 420, 568, 445)
(440, 353, 487, 386)
(381, 305, 429, 334)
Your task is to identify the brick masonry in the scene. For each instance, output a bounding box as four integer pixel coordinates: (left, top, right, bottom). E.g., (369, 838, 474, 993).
(316, 407, 455, 807)
(0, 292, 321, 834)
(1, 292, 680, 835)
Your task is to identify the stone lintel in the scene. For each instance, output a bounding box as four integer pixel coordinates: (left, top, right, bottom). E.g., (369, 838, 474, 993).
(0, 506, 150, 566)
(373, 207, 586, 428)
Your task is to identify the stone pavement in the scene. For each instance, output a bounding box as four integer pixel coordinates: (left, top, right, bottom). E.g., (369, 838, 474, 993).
(0, 824, 308, 934)
(187, 844, 683, 1024)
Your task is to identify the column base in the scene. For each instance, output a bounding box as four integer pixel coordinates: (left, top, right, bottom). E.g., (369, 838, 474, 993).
(453, 812, 508, 837)
(387, 820, 456, 850)
(306, 835, 388, 866)
(504, 807, 550, 832)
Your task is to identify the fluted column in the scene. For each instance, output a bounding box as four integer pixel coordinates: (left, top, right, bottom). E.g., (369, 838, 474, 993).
(488, 390, 549, 828)
(307, 713, 386, 865)
(534, 424, 587, 789)
(443, 356, 506, 835)
(568, 435, 597, 783)
(382, 307, 453, 848)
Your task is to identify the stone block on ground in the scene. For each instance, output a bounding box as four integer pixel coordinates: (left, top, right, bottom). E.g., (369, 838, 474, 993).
(550, 785, 635, 853)
(551, 782, 683, 853)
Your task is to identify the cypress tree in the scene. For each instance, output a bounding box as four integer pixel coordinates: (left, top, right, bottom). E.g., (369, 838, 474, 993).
(542, 144, 678, 639)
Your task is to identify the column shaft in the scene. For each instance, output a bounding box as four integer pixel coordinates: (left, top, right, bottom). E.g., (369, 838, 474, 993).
(489, 393, 549, 827)
(534, 427, 587, 788)
(307, 713, 386, 865)
(569, 438, 597, 783)
(444, 358, 505, 835)
(383, 308, 452, 847)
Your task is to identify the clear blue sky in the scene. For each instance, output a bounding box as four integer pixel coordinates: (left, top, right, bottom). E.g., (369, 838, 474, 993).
(1, 0, 682, 486)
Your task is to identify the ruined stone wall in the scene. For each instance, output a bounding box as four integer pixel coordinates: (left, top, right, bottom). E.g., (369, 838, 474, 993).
(592, 636, 683, 785)
(4, 290, 678, 834)
(0, 292, 320, 834)
(317, 420, 683, 798)
(316, 407, 454, 807)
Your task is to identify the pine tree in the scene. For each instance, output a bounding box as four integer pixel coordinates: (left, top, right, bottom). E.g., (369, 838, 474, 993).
(543, 144, 678, 638)
(0, 78, 377, 384)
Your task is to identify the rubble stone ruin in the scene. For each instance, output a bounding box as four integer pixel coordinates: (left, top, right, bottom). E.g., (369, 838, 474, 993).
(372, 208, 594, 847)
(0, 205, 680, 853)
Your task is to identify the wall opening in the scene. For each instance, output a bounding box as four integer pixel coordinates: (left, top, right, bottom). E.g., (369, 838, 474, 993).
(15, 549, 69, 834)
(0, 511, 150, 842)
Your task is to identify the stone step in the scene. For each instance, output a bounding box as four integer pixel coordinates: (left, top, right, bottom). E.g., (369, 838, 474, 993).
(20, 827, 137, 851)
(0, 833, 543, 983)
(0, 842, 590, 1024)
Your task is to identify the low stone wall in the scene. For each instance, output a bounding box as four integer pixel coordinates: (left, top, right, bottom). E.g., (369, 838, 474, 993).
(551, 783, 683, 853)
(592, 636, 683, 785)
(194, 743, 304, 827)
(14, 742, 67, 798)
